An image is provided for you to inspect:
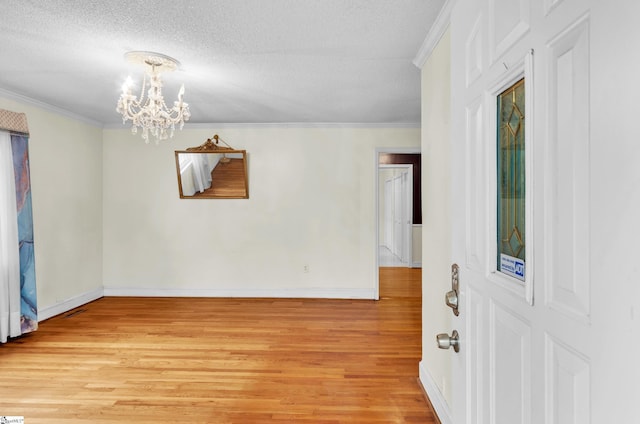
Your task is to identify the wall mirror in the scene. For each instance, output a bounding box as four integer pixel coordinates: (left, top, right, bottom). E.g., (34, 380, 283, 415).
(175, 135, 249, 199)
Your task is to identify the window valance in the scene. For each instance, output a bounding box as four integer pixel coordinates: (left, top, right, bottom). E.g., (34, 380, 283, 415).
(0, 108, 29, 135)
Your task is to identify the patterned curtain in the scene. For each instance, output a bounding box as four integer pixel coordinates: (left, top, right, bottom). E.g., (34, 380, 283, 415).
(0, 109, 37, 343)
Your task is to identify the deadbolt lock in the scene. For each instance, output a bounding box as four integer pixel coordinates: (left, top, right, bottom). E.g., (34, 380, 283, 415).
(445, 289, 459, 315)
(446, 263, 460, 316)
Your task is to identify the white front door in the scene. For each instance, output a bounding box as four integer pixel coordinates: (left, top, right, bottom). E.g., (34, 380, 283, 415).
(447, 1, 640, 423)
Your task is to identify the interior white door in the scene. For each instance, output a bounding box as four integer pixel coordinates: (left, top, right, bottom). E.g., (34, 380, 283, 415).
(397, 170, 413, 265)
(401, 170, 413, 266)
(384, 179, 393, 251)
(445, 1, 638, 423)
(393, 174, 404, 260)
(381, 165, 413, 267)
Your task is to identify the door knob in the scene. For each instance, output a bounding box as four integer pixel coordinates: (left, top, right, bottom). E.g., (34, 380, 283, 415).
(445, 289, 459, 316)
(436, 330, 460, 353)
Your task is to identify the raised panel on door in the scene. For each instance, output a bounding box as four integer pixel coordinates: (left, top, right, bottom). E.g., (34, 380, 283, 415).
(465, 98, 485, 271)
(466, 287, 486, 424)
(544, 334, 590, 423)
(489, 0, 530, 62)
(544, 14, 591, 323)
(490, 302, 531, 424)
(466, 15, 484, 87)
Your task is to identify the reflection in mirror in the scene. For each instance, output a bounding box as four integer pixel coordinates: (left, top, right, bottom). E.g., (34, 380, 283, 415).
(175, 135, 248, 199)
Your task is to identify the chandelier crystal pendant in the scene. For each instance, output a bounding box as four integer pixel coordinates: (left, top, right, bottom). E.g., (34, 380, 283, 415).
(116, 51, 191, 144)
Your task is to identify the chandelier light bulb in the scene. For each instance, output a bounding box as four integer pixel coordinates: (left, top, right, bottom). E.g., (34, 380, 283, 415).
(116, 51, 191, 144)
(121, 76, 134, 94)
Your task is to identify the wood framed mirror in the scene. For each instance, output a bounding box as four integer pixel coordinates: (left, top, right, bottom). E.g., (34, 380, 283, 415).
(175, 135, 249, 199)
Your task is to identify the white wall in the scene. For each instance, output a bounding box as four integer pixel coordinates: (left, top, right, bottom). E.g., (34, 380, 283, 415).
(0, 96, 104, 319)
(102, 126, 419, 298)
(419, 26, 452, 409)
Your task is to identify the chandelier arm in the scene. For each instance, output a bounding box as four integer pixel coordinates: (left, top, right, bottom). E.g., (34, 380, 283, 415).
(164, 108, 186, 121)
(125, 103, 146, 122)
(124, 103, 139, 121)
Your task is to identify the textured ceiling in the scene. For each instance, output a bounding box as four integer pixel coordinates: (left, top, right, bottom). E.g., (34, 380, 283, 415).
(0, 0, 444, 126)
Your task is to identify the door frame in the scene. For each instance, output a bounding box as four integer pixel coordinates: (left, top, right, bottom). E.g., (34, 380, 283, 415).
(374, 147, 420, 300)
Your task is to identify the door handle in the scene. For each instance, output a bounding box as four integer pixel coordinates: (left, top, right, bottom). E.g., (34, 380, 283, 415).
(436, 330, 460, 353)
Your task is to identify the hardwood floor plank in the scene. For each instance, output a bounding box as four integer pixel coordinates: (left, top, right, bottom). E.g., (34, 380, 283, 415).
(0, 268, 437, 423)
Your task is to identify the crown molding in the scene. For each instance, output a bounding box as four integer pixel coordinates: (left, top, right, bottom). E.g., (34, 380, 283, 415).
(413, 0, 454, 69)
(0, 87, 103, 128)
(105, 121, 421, 130)
(0, 87, 421, 131)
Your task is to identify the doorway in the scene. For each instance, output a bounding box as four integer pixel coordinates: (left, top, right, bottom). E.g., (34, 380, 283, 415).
(374, 148, 421, 299)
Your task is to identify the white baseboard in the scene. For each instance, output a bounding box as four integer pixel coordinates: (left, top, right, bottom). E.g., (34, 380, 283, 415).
(38, 287, 104, 321)
(411, 261, 422, 268)
(37, 286, 375, 322)
(103, 286, 376, 299)
(419, 361, 453, 424)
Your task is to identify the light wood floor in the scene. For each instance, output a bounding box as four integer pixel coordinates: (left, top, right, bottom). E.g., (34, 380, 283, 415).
(0, 268, 437, 423)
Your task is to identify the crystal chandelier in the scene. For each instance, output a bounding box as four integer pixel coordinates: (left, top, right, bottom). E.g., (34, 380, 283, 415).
(116, 51, 191, 144)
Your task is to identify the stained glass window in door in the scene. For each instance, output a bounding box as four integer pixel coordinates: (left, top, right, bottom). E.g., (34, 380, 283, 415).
(497, 78, 526, 281)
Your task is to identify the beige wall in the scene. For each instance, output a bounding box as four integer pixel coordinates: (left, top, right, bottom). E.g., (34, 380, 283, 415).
(412, 225, 422, 266)
(1, 93, 419, 315)
(0, 96, 104, 318)
(103, 126, 419, 297)
(420, 27, 452, 406)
